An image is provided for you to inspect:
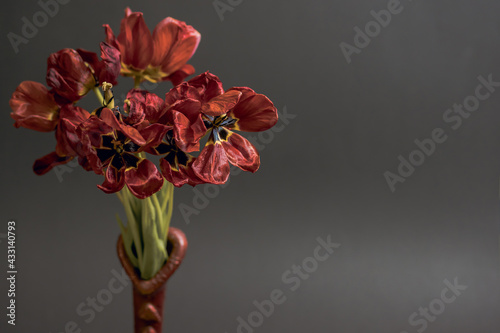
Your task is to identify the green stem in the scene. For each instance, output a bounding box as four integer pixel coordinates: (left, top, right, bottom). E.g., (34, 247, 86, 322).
(116, 181, 175, 280)
(117, 187, 143, 264)
(134, 76, 142, 89)
(93, 87, 104, 106)
(163, 182, 174, 244)
(151, 193, 164, 239)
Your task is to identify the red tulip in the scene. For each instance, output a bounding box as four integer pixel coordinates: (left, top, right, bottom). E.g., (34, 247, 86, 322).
(33, 105, 91, 176)
(77, 42, 121, 87)
(104, 7, 201, 85)
(150, 130, 204, 187)
(9, 81, 60, 132)
(167, 73, 278, 184)
(125, 88, 207, 153)
(46, 48, 97, 103)
(77, 108, 166, 198)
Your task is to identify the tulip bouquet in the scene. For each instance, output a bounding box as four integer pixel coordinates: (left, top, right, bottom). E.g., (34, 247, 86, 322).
(9, 7, 278, 284)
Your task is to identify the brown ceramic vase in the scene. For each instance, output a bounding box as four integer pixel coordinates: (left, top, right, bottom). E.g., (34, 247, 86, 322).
(117, 227, 188, 333)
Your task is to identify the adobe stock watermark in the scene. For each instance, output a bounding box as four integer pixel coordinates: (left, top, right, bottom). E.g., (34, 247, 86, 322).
(49, 268, 129, 333)
(7, 0, 72, 54)
(399, 277, 467, 333)
(213, 0, 244, 21)
(178, 105, 296, 224)
(384, 74, 500, 192)
(340, 0, 418, 64)
(224, 235, 340, 333)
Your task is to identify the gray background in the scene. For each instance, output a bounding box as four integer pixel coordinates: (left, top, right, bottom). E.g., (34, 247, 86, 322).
(1, 0, 499, 332)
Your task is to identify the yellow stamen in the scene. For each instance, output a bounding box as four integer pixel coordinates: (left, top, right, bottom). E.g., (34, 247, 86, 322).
(102, 82, 115, 109)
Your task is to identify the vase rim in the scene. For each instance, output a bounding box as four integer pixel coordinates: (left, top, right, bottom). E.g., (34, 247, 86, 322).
(117, 227, 188, 295)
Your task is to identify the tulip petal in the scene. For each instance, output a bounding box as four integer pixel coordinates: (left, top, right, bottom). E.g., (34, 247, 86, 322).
(76, 116, 114, 174)
(126, 89, 166, 123)
(152, 17, 200, 75)
(167, 64, 195, 86)
(201, 90, 242, 116)
(125, 158, 164, 199)
(76, 48, 100, 72)
(9, 81, 59, 132)
(99, 42, 121, 85)
(160, 157, 188, 187)
(117, 11, 153, 70)
(103, 24, 119, 49)
(46, 49, 95, 102)
(164, 81, 200, 106)
(55, 105, 90, 156)
(98, 163, 126, 194)
(125, 98, 146, 125)
(139, 123, 170, 150)
(160, 152, 203, 187)
(227, 88, 278, 132)
(33, 152, 72, 175)
(151, 17, 178, 67)
(192, 135, 230, 184)
(188, 72, 224, 103)
(169, 99, 206, 152)
(100, 108, 146, 146)
(220, 130, 260, 172)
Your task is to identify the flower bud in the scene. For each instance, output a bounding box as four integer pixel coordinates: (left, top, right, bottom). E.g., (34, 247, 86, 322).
(46, 48, 96, 102)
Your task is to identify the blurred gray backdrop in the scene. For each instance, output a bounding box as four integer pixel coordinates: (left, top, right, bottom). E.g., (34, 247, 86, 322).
(1, 0, 499, 332)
